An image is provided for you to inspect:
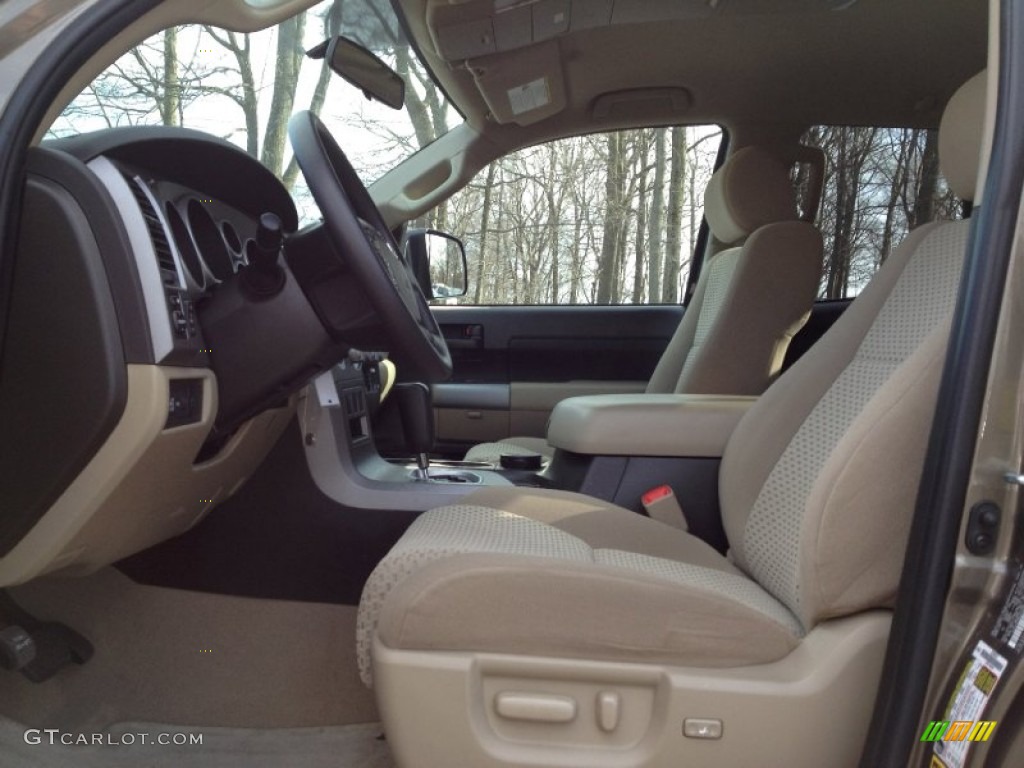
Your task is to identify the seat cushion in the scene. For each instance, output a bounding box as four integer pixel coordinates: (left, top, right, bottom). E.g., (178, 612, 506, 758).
(357, 500, 802, 686)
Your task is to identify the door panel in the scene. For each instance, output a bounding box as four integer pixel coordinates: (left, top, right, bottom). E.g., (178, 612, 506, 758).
(430, 305, 684, 455)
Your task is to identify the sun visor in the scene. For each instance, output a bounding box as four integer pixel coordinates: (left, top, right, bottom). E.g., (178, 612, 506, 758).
(469, 40, 566, 125)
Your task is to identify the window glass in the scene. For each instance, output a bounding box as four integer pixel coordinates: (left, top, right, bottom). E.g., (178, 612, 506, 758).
(47, 0, 462, 226)
(801, 127, 962, 298)
(425, 126, 724, 305)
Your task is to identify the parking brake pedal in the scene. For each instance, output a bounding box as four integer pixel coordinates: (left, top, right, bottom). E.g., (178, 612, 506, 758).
(0, 592, 93, 683)
(0, 625, 36, 671)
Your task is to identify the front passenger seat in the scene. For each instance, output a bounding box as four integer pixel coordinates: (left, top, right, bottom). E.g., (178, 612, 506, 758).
(464, 145, 824, 465)
(357, 70, 987, 768)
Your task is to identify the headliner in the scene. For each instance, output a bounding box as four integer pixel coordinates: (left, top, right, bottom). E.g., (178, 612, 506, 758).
(398, 0, 987, 145)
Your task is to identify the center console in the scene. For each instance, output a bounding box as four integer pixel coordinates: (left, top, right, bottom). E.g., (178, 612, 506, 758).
(300, 361, 755, 548)
(535, 393, 757, 551)
(299, 358, 513, 512)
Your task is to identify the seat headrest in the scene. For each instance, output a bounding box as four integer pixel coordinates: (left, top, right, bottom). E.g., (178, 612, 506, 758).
(704, 146, 798, 244)
(939, 70, 988, 202)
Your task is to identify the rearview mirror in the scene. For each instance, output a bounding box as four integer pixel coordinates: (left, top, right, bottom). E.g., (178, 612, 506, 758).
(307, 36, 405, 110)
(405, 229, 468, 302)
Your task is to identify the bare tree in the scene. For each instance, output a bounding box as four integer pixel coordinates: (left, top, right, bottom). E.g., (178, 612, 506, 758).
(648, 128, 667, 302)
(596, 133, 626, 304)
(662, 126, 687, 303)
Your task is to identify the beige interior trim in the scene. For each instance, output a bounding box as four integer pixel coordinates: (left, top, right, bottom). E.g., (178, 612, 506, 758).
(378, 359, 397, 403)
(3, 567, 377, 731)
(510, 381, 648, 411)
(0, 365, 294, 586)
(373, 611, 891, 768)
(507, 380, 647, 439)
(546, 394, 756, 457)
(435, 406, 509, 443)
(978, 20, 998, 204)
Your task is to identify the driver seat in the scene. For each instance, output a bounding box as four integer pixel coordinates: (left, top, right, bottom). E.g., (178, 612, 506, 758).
(357, 71, 987, 768)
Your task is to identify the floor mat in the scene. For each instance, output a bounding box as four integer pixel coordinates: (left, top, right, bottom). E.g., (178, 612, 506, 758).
(0, 718, 395, 768)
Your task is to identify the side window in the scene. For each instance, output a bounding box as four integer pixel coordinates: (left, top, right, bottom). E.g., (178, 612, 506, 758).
(801, 127, 963, 299)
(427, 126, 724, 305)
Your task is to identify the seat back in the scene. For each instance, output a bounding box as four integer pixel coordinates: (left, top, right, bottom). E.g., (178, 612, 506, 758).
(721, 71, 988, 631)
(646, 146, 823, 396)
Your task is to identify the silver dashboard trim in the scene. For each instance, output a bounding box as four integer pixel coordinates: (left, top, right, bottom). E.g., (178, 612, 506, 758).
(88, 155, 175, 362)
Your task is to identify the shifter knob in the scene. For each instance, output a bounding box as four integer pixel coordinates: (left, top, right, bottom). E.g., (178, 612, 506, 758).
(242, 212, 286, 298)
(394, 382, 435, 480)
(256, 212, 283, 252)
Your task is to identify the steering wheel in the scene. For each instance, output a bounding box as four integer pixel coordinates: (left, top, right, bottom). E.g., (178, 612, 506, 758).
(287, 111, 452, 382)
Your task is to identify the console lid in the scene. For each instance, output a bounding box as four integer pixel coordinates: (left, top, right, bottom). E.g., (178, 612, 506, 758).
(547, 394, 756, 458)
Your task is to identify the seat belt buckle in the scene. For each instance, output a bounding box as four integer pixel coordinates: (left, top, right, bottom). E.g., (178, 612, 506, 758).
(641, 485, 687, 530)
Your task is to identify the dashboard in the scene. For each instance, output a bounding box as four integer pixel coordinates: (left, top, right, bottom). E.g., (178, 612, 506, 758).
(0, 127, 353, 586)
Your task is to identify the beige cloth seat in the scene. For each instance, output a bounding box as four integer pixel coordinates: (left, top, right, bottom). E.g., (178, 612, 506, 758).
(359, 71, 987, 767)
(464, 145, 824, 464)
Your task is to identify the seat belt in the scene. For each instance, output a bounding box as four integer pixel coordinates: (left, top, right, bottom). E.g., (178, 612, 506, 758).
(641, 485, 688, 530)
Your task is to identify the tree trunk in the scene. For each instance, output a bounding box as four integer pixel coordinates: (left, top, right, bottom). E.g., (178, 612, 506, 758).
(596, 133, 626, 304)
(632, 139, 649, 304)
(474, 163, 497, 303)
(260, 14, 307, 177)
(237, 35, 259, 159)
(912, 128, 940, 227)
(206, 28, 260, 158)
(880, 129, 915, 265)
(547, 146, 561, 303)
(283, 2, 344, 188)
(395, 47, 436, 150)
(648, 128, 666, 302)
(570, 214, 583, 304)
(161, 28, 179, 126)
(826, 131, 852, 298)
(663, 126, 687, 303)
(490, 168, 507, 304)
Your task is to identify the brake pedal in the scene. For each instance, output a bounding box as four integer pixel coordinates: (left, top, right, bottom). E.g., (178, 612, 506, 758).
(0, 591, 93, 682)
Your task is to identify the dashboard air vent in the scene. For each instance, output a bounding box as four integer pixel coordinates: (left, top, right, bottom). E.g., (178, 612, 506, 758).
(125, 175, 180, 288)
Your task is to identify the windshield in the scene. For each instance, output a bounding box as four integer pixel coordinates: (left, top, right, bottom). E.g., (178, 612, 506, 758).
(47, 0, 462, 224)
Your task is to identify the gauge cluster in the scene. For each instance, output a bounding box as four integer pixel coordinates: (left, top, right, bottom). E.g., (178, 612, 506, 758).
(43, 126, 350, 432)
(150, 178, 261, 297)
(117, 168, 270, 369)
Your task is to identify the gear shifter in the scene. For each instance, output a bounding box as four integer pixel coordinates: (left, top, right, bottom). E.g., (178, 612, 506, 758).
(394, 382, 434, 481)
(242, 212, 286, 298)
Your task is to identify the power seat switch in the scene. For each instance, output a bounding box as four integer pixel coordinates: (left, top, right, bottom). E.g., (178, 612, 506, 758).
(965, 500, 1000, 556)
(683, 718, 723, 740)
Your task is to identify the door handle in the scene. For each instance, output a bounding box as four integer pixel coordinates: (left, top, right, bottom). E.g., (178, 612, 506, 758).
(441, 323, 483, 349)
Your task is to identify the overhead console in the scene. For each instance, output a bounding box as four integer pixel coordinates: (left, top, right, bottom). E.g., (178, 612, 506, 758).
(427, 0, 714, 62)
(427, 0, 859, 61)
(423, 0, 858, 126)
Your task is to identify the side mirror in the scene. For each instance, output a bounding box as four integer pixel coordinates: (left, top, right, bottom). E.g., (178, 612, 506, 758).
(405, 229, 468, 302)
(307, 36, 405, 110)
